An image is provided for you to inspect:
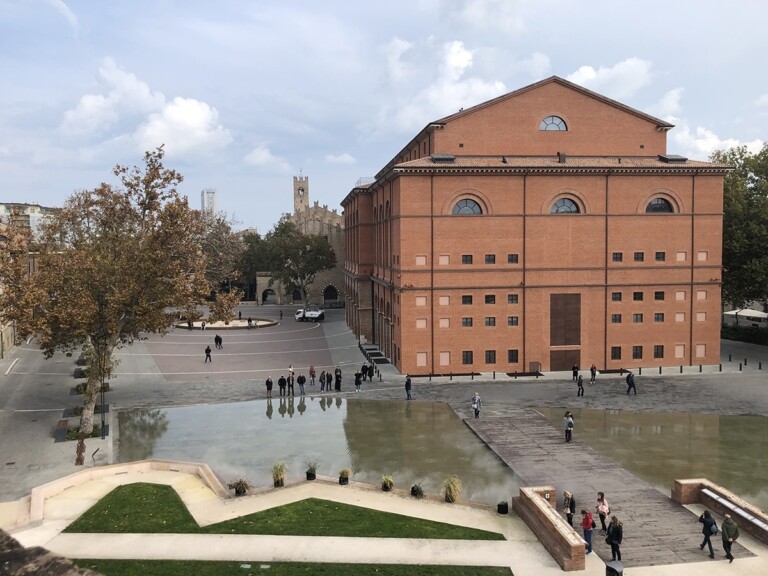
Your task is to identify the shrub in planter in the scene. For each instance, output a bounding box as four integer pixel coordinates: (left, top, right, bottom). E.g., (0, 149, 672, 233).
(272, 462, 287, 487)
(381, 474, 394, 492)
(306, 460, 319, 481)
(497, 500, 509, 514)
(227, 478, 253, 496)
(443, 474, 463, 503)
(338, 468, 351, 485)
(410, 482, 425, 499)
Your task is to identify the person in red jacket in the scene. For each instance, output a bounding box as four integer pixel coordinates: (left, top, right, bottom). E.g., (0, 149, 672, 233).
(580, 509, 594, 554)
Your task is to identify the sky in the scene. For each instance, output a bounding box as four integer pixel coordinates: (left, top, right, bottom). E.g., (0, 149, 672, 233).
(1, 0, 766, 234)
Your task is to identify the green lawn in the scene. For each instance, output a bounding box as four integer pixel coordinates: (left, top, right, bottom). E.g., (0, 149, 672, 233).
(65, 483, 505, 540)
(75, 559, 513, 576)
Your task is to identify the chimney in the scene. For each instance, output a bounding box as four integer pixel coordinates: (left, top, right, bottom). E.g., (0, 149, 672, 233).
(557, 151, 566, 163)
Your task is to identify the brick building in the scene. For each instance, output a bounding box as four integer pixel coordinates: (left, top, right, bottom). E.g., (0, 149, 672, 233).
(342, 76, 728, 375)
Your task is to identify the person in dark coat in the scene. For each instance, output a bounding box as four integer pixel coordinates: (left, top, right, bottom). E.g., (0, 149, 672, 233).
(334, 366, 342, 391)
(287, 373, 295, 396)
(721, 513, 740, 563)
(405, 375, 412, 400)
(590, 363, 597, 384)
(571, 363, 579, 382)
(297, 373, 306, 395)
(607, 516, 623, 562)
(354, 370, 362, 392)
(204, 345, 212, 363)
(563, 491, 576, 526)
(577, 374, 584, 396)
(278, 375, 287, 397)
(698, 510, 717, 559)
(361, 362, 369, 381)
(265, 376, 273, 399)
(626, 371, 637, 395)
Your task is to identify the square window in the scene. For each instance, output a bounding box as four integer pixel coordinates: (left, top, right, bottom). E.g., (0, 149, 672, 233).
(416, 318, 427, 329)
(507, 316, 519, 326)
(484, 317, 496, 327)
(633, 313, 643, 323)
(415, 255, 427, 266)
(676, 251, 687, 262)
(485, 350, 496, 364)
(654, 345, 664, 359)
(485, 254, 496, 264)
(462, 295, 473, 305)
(416, 352, 427, 366)
(461, 254, 473, 264)
(438, 255, 450, 265)
(697, 290, 707, 301)
(485, 294, 496, 304)
(439, 318, 450, 328)
(634, 252, 644, 262)
(633, 292, 643, 301)
(655, 251, 666, 262)
(611, 314, 622, 323)
(675, 312, 685, 322)
(654, 312, 665, 322)
(696, 344, 706, 358)
(507, 253, 519, 264)
(675, 344, 685, 359)
(697, 312, 707, 322)
(462, 351, 473, 365)
(632, 345, 643, 360)
(611, 292, 622, 302)
(439, 296, 450, 305)
(415, 296, 427, 306)
(697, 251, 708, 262)
(507, 294, 519, 304)
(508, 349, 519, 363)
(611, 346, 622, 360)
(439, 351, 450, 366)
(612, 252, 623, 262)
(675, 291, 686, 301)
(654, 291, 665, 301)
(461, 317, 473, 327)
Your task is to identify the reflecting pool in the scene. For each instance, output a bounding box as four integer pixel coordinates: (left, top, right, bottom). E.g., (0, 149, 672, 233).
(540, 407, 768, 511)
(118, 397, 523, 505)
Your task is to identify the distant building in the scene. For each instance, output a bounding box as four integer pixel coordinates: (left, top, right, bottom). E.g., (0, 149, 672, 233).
(201, 188, 217, 215)
(0, 203, 59, 236)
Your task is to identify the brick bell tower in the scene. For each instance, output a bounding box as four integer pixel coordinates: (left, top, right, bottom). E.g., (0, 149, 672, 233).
(293, 175, 309, 213)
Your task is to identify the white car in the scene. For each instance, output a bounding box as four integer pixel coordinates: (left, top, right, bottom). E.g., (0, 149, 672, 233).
(295, 306, 325, 322)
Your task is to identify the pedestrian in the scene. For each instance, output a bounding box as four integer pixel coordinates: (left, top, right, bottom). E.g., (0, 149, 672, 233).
(572, 363, 579, 382)
(265, 376, 273, 399)
(361, 362, 368, 381)
(280, 310, 283, 320)
(563, 411, 574, 442)
(698, 510, 717, 559)
(214, 334, 221, 349)
(563, 490, 575, 527)
(596, 492, 610, 532)
(580, 509, 594, 555)
(278, 375, 287, 397)
(187, 319, 193, 331)
(368, 364, 375, 380)
(287, 373, 295, 396)
(334, 365, 342, 391)
(297, 373, 306, 395)
(354, 370, 362, 392)
(319, 370, 327, 391)
(309, 365, 316, 386)
(626, 371, 637, 395)
(238, 310, 242, 320)
(288, 364, 294, 377)
(471, 392, 482, 418)
(405, 375, 412, 400)
(577, 375, 584, 396)
(201, 320, 206, 331)
(607, 516, 623, 562)
(590, 363, 597, 384)
(721, 513, 740, 563)
(204, 345, 212, 363)
(247, 317, 253, 329)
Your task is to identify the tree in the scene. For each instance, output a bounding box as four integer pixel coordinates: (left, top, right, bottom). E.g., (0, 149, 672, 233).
(261, 219, 336, 305)
(198, 210, 244, 295)
(238, 232, 266, 301)
(0, 147, 209, 443)
(712, 144, 768, 308)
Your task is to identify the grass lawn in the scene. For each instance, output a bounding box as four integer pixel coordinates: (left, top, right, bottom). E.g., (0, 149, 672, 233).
(65, 483, 505, 540)
(75, 559, 513, 576)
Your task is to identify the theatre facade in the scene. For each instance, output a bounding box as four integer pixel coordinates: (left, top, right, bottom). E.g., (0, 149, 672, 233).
(342, 76, 729, 376)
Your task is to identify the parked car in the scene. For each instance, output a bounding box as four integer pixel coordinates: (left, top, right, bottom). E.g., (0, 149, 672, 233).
(295, 306, 325, 322)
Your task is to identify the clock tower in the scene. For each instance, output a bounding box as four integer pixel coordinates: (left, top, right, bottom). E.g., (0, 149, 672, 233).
(293, 175, 309, 213)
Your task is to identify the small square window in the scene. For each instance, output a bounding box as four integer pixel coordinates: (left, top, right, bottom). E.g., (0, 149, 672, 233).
(697, 290, 707, 301)
(461, 317, 473, 327)
(676, 291, 686, 301)
(439, 351, 450, 366)
(676, 251, 687, 262)
(508, 349, 519, 363)
(484, 317, 496, 327)
(507, 316, 519, 326)
(612, 252, 623, 262)
(462, 295, 473, 305)
(697, 251, 708, 262)
(415, 255, 427, 266)
(611, 346, 622, 360)
(654, 345, 664, 359)
(416, 318, 427, 329)
(634, 252, 644, 262)
(485, 294, 496, 304)
(611, 292, 622, 302)
(485, 350, 496, 364)
(461, 254, 473, 264)
(675, 312, 685, 322)
(439, 296, 450, 305)
(507, 294, 518, 304)
(611, 314, 622, 323)
(654, 291, 665, 301)
(485, 254, 496, 264)
(633, 292, 643, 301)
(632, 345, 643, 360)
(633, 313, 643, 323)
(438, 255, 450, 265)
(675, 344, 685, 359)
(655, 251, 666, 262)
(507, 253, 519, 264)
(696, 344, 706, 358)
(415, 296, 427, 306)
(697, 312, 707, 322)
(416, 352, 427, 366)
(462, 351, 473, 365)
(654, 312, 665, 322)
(439, 318, 450, 328)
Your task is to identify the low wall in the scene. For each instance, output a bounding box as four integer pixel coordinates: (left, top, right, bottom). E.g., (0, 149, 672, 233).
(672, 478, 768, 545)
(512, 486, 585, 571)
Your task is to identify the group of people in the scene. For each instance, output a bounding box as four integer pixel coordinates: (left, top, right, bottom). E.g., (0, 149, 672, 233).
(699, 510, 740, 563)
(265, 365, 344, 398)
(570, 364, 638, 397)
(563, 491, 623, 561)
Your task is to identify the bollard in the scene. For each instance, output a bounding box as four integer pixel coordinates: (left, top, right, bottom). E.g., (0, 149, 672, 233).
(659, 366, 662, 375)
(719, 364, 722, 372)
(379, 372, 382, 382)
(450, 372, 453, 381)
(639, 367, 642, 375)
(514, 371, 517, 379)
(493, 370, 496, 380)
(699, 364, 702, 372)
(729, 354, 732, 362)
(471, 372, 474, 380)
(680, 365, 683, 374)
(739, 363, 743, 372)
(429, 373, 432, 381)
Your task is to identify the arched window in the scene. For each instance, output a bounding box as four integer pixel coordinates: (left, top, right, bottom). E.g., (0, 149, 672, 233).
(551, 198, 580, 214)
(646, 198, 674, 213)
(452, 198, 483, 215)
(539, 115, 568, 131)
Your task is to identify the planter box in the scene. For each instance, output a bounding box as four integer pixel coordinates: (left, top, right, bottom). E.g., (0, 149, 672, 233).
(498, 502, 509, 514)
(339, 476, 349, 485)
(306, 472, 316, 481)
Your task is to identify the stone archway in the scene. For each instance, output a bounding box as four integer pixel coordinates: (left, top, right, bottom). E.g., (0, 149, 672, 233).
(292, 289, 302, 303)
(261, 289, 277, 304)
(323, 285, 339, 306)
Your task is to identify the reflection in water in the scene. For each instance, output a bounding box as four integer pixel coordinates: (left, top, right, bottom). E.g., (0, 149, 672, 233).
(118, 408, 169, 461)
(118, 398, 521, 504)
(540, 408, 768, 511)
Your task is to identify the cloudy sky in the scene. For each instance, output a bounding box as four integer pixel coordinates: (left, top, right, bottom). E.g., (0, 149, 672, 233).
(1, 1, 766, 233)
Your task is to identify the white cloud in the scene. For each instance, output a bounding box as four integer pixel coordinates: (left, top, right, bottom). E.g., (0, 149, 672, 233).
(325, 153, 356, 165)
(46, 0, 79, 37)
(382, 37, 414, 84)
(671, 122, 764, 160)
(244, 145, 292, 172)
(518, 52, 551, 79)
(755, 94, 768, 108)
(135, 97, 232, 155)
(647, 87, 684, 118)
(567, 58, 652, 100)
(455, 0, 526, 35)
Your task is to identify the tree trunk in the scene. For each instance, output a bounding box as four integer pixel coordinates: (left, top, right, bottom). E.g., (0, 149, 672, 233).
(78, 372, 101, 435)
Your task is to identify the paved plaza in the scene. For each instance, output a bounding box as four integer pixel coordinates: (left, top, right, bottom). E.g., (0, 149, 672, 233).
(1, 303, 768, 574)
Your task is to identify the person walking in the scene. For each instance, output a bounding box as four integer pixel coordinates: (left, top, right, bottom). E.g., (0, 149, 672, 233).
(334, 365, 342, 391)
(309, 365, 316, 386)
(698, 510, 717, 559)
(319, 370, 327, 391)
(278, 375, 287, 397)
(201, 320, 206, 331)
(590, 363, 597, 384)
(405, 375, 412, 400)
(563, 411, 574, 442)
(204, 345, 212, 363)
(626, 371, 637, 395)
(721, 513, 740, 563)
(563, 491, 576, 526)
(581, 509, 594, 555)
(471, 392, 482, 418)
(287, 373, 295, 396)
(247, 317, 253, 329)
(361, 362, 369, 381)
(279, 310, 283, 320)
(354, 370, 362, 392)
(265, 376, 273, 399)
(572, 363, 579, 382)
(297, 373, 306, 395)
(238, 310, 242, 320)
(577, 375, 584, 397)
(607, 516, 623, 562)
(596, 492, 610, 533)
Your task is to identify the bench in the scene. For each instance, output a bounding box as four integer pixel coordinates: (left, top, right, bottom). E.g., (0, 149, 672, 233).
(701, 488, 768, 533)
(53, 419, 69, 443)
